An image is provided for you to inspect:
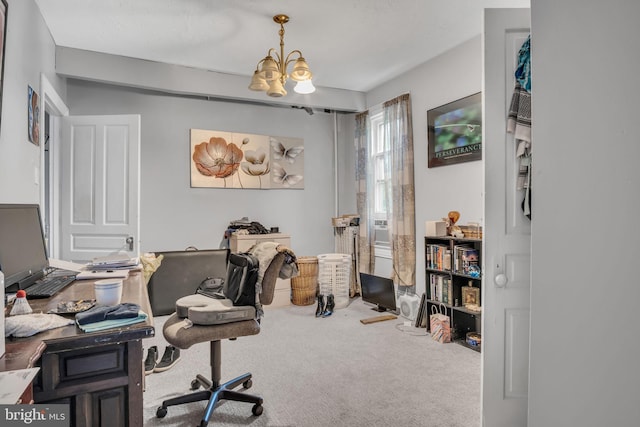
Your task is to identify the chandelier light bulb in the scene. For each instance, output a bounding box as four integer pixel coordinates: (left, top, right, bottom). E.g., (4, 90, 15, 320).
(249, 70, 270, 91)
(290, 57, 312, 82)
(267, 78, 287, 97)
(294, 79, 316, 94)
(259, 56, 281, 82)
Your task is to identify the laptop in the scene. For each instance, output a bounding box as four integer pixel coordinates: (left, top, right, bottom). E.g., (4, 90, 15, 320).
(0, 204, 77, 298)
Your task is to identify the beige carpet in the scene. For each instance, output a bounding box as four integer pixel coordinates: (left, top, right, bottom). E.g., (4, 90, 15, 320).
(142, 298, 481, 427)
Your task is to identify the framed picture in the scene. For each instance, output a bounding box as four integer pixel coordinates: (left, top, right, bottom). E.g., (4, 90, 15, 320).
(28, 85, 40, 145)
(0, 0, 7, 134)
(427, 92, 482, 168)
(190, 128, 304, 190)
(462, 285, 480, 308)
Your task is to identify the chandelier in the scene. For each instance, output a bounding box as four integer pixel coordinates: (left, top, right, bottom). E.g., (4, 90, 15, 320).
(248, 14, 315, 97)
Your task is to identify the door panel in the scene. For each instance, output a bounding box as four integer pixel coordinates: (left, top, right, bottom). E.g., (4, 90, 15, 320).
(60, 115, 140, 262)
(505, 253, 530, 288)
(482, 8, 531, 427)
(504, 308, 530, 398)
(70, 125, 96, 223)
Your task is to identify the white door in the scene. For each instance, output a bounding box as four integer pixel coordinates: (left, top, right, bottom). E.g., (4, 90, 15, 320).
(59, 115, 140, 262)
(482, 8, 531, 427)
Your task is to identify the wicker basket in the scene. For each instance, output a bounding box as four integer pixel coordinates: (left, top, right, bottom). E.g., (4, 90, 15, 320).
(291, 256, 319, 306)
(459, 225, 483, 239)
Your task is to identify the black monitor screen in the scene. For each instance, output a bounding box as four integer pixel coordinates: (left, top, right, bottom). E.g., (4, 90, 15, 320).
(360, 272, 397, 313)
(0, 204, 48, 289)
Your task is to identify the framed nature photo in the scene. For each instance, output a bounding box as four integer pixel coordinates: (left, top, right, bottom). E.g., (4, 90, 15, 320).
(427, 92, 482, 168)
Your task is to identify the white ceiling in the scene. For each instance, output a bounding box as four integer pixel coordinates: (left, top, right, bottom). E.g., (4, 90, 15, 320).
(34, 0, 529, 93)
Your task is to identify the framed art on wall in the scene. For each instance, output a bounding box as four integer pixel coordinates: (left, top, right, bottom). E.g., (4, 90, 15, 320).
(28, 85, 40, 145)
(427, 92, 482, 168)
(190, 128, 304, 189)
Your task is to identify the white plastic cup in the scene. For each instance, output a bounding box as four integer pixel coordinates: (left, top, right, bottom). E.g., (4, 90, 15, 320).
(94, 279, 123, 306)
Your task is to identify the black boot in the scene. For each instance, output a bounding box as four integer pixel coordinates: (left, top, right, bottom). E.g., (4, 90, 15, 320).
(315, 294, 325, 317)
(322, 294, 335, 317)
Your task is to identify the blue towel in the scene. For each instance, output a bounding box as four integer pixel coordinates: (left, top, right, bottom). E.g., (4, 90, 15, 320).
(77, 311, 148, 333)
(75, 302, 141, 325)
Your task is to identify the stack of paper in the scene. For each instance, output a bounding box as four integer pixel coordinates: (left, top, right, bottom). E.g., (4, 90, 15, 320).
(76, 269, 129, 280)
(90, 254, 140, 270)
(50, 255, 140, 280)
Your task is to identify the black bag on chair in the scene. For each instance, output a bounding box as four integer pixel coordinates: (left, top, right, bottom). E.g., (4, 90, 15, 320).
(224, 253, 259, 306)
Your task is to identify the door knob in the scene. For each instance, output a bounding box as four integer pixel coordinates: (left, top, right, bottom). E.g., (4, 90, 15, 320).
(495, 273, 508, 287)
(126, 236, 134, 251)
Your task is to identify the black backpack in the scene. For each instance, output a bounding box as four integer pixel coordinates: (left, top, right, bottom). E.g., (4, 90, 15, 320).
(224, 253, 259, 306)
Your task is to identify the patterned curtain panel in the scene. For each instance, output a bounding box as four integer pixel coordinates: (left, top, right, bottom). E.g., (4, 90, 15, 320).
(383, 94, 416, 287)
(354, 111, 375, 276)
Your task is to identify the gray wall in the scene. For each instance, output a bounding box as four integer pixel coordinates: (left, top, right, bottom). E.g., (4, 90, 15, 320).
(529, 1, 640, 425)
(66, 81, 339, 257)
(336, 113, 357, 216)
(0, 0, 66, 203)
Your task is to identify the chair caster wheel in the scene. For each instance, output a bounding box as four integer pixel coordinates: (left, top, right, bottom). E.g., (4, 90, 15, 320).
(252, 403, 263, 416)
(156, 406, 167, 418)
(191, 379, 201, 390)
(243, 379, 252, 389)
(198, 421, 209, 427)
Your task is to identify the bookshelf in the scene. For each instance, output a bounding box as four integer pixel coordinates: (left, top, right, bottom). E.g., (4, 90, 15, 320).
(425, 236, 482, 352)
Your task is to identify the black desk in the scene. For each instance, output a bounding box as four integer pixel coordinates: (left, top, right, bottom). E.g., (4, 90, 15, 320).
(1, 271, 155, 427)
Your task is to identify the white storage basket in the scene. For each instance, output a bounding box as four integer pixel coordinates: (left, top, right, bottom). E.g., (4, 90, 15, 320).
(317, 253, 352, 309)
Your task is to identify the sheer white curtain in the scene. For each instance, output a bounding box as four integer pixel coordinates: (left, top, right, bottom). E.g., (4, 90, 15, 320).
(354, 111, 375, 276)
(383, 94, 416, 287)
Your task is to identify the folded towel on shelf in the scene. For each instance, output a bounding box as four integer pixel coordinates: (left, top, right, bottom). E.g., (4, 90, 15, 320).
(75, 302, 141, 326)
(76, 310, 148, 333)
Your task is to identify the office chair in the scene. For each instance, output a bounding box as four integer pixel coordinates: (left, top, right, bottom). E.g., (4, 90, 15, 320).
(155, 252, 286, 427)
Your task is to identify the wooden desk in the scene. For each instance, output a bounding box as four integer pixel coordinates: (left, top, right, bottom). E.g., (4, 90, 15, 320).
(1, 271, 154, 427)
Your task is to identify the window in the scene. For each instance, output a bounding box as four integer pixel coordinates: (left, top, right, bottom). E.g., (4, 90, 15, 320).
(370, 111, 389, 222)
(370, 111, 390, 247)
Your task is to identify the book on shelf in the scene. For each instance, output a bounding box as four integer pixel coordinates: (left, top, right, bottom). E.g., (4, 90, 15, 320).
(429, 274, 453, 305)
(426, 244, 450, 271)
(442, 277, 449, 304)
(453, 245, 480, 277)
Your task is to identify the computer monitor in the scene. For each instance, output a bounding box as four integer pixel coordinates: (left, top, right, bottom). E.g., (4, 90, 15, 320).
(0, 204, 49, 291)
(359, 272, 397, 313)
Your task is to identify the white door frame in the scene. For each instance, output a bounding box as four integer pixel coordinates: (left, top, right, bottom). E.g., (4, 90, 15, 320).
(40, 73, 69, 260)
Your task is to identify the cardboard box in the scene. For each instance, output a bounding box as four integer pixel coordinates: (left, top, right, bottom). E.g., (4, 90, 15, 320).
(425, 220, 447, 237)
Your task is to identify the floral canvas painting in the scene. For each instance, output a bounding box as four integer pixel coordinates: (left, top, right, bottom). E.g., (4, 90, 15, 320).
(28, 85, 40, 146)
(190, 129, 304, 189)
